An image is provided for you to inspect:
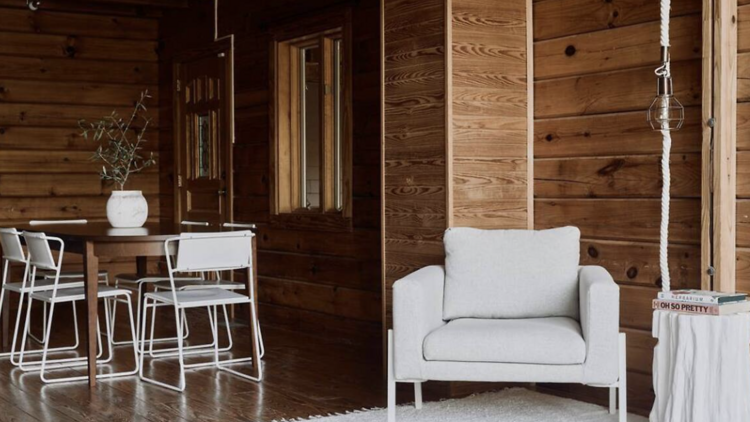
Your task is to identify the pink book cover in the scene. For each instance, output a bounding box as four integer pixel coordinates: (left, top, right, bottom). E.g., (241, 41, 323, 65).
(652, 299, 719, 315)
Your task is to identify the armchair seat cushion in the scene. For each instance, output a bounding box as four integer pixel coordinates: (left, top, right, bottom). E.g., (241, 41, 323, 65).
(423, 317, 586, 365)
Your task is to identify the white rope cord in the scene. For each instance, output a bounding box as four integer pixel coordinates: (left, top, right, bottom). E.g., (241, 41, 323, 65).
(660, 0, 670, 48)
(660, 129, 672, 292)
(658, 0, 672, 292)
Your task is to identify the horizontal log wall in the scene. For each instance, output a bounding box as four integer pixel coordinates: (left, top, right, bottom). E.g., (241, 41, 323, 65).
(160, 0, 381, 338)
(0, 2, 165, 276)
(533, 0, 703, 415)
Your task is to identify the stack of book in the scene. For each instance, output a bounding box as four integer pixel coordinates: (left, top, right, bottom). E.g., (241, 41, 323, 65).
(653, 289, 750, 315)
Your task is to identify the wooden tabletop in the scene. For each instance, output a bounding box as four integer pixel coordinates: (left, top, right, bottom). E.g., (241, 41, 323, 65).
(14, 221, 253, 243)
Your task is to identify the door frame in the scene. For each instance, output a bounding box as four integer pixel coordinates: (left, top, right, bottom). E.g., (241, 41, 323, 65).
(172, 37, 235, 225)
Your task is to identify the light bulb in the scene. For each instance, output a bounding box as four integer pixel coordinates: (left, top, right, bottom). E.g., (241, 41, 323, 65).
(647, 73, 684, 131)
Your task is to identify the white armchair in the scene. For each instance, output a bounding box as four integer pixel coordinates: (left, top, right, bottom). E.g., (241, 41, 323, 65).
(387, 227, 626, 422)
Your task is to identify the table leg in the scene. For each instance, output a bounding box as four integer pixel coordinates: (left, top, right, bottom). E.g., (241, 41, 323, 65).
(136, 256, 148, 278)
(83, 241, 99, 388)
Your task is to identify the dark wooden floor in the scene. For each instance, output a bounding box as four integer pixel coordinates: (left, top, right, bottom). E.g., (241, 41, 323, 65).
(0, 303, 385, 421)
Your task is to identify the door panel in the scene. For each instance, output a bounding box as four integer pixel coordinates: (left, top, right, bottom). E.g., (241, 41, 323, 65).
(175, 45, 232, 225)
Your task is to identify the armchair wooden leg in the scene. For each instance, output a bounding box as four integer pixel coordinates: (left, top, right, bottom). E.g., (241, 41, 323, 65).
(414, 381, 422, 409)
(618, 333, 627, 422)
(387, 330, 396, 422)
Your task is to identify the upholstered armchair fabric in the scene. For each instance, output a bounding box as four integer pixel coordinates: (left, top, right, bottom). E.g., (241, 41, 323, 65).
(393, 265, 446, 380)
(392, 262, 620, 386)
(579, 265, 620, 384)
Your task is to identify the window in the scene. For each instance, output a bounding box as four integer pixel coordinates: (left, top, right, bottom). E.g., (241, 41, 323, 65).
(273, 28, 350, 216)
(196, 113, 211, 178)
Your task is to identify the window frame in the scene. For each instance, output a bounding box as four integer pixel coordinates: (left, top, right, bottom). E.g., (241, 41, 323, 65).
(271, 23, 352, 224)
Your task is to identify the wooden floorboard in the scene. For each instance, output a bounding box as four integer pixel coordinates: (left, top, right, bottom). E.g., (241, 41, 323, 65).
(0, 303, 385, 421)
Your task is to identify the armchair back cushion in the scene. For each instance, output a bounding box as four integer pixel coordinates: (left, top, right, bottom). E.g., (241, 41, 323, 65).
(443, 226, 581, 320)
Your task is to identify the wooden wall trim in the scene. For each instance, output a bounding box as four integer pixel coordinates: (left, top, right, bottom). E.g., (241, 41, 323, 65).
(526, 0, 533, 229)
(380, 0, 387, 357)
(713, 0, 739, 292)
(445, 0, 453, 229)
(702, 0, 714, 290)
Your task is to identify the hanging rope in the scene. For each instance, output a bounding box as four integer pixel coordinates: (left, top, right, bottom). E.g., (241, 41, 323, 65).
(658, 0, 672, 292)
(660, 129, 672, 292)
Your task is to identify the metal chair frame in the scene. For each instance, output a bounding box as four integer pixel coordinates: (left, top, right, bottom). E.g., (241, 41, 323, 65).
(0, 228, 87, 366)
(139, 231, 263, 391)
(17, 231, 139, 384)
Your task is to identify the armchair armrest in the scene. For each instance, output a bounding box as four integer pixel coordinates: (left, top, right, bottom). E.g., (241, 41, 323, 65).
(579, 265, 620, 385)
(393, 265, 446, 381)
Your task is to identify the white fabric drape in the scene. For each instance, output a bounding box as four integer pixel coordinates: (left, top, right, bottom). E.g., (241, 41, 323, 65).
(651, 311, 750, 422)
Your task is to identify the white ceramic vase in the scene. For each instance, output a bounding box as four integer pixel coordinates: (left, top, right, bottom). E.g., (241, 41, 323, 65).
(106, 190, 148, 228)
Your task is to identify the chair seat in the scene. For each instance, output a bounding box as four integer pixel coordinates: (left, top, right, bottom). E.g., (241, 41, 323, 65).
(146, 288, 250, 308)
(114, 273, 202, 284)
(3, 278, 84, 293)
(153, 279, 244, 291)
(30, 286, 131, 303)
(423, 317, 586, 365)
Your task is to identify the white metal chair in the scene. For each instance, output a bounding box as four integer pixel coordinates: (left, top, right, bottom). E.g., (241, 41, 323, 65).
(222, 222, 256, 229)
(145, 274, 247, 359)
(139, 230, 263, 391)
(108, 220, 214, 347)
(25, 220, 108, 345)
(141, 220, 264, 360)
(0, 228, 86, 365)
(30, 220, 109, 284)
(18, 231, 139, 384)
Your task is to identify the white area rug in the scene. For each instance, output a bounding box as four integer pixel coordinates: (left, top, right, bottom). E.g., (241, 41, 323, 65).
(278, 388, 648, 422)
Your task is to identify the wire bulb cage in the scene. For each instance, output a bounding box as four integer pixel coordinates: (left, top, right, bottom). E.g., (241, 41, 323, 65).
(647, 77, 684, 131)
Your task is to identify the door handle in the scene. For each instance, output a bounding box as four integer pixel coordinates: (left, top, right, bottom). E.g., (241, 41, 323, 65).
(218, 189, 227, 196)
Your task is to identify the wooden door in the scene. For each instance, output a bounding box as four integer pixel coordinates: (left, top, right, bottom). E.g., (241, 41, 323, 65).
(174, 44, 233, 225)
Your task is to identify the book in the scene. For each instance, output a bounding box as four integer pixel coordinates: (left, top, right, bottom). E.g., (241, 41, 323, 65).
(657, 289, 747, 304)
(653, 299, 750, 316)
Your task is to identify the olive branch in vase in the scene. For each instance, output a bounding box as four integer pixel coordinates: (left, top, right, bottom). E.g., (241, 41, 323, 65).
(79, 90, 157, 191)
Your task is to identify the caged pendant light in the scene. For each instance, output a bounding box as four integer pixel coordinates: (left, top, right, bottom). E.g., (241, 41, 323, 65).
(648, 0, 685, 292)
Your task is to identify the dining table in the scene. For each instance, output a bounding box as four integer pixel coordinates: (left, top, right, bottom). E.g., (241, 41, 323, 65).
(7, 221, 259, 387)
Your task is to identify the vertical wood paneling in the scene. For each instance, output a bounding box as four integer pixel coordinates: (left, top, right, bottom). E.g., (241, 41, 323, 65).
(534, 1, 704, 415)
(451, 0, 528, 229)
(713, 0, 738, 292)
(383, 0, 447, 330)
(736, 4, 750, 293)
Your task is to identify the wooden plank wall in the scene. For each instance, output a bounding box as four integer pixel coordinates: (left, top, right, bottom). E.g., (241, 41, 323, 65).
(451, 0, 529, 229)
(382, 0, 448, 327)
(0, 2, 165, 275)
(160, 0, 382, 338)
(533, 0, 703, 414)
(736, 0, 750, 292)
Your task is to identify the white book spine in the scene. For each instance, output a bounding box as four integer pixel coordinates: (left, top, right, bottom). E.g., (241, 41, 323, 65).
(657, 292, 719, 304)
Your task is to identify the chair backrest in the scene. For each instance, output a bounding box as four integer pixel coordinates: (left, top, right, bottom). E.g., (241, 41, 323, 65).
(181, 220, 210, 226)
(21, 232, 60, 271)
(169, 231, 254, 273)
(442, 226, 581, 321)
(0, 228, 25, 263)
(29, 219, 87, 226)
(222, 222, 256, 229)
